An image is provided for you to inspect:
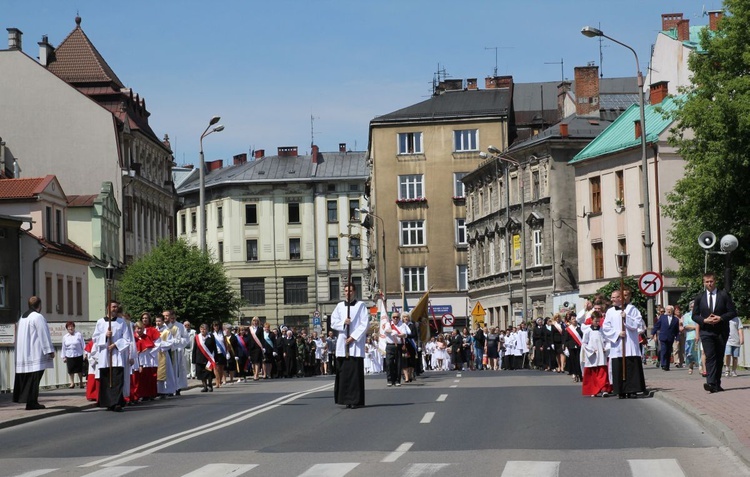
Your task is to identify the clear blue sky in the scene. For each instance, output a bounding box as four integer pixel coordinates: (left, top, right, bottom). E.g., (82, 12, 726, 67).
(5, 0, 717, 165)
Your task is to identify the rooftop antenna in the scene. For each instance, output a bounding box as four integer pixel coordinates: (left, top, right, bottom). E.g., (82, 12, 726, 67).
(485, 46, 498, 77)
(544, 58, 564, 82)
(310, 113, 320, 147)
(430, 63, 450, 95)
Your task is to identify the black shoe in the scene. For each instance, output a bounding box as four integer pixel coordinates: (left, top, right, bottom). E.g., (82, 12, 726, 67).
(201, 387, 208, 392)
(345, 404, 352, 409)
(717, 385, 725, 392)
(25, 403, 46, 410)
(175, 389, 181, 396)
(627, 393, 637, 399)
(618, 394, 626, 399)
(704, 383, 718, 393)
(113, 405, 124, 412)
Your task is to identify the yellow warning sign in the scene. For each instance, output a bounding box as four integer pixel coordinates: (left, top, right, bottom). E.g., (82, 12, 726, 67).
(471, 302, 486, 317)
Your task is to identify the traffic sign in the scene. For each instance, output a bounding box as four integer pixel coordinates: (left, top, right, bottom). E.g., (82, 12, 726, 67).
(442, 313, 455, 326)
(313, 310, 321, 318)
(471, 302, 486, 317)
(638, 271, 664, 296)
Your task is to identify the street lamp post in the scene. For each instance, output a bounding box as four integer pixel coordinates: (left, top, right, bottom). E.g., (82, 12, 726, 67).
(359, 208, 386, 299)
(581, 26, 653, 322)
(198, 116, 225, 253)
(482, 147, 527, 324)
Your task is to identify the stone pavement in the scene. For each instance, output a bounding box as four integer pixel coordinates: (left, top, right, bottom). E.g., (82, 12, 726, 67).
(0, 367, 747, 466)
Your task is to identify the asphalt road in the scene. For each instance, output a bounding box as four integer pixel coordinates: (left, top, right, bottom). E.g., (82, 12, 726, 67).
(1, 370, 748, 477)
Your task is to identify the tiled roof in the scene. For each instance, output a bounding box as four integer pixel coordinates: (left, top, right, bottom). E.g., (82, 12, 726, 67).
(509, 115, 614, 151)
(46, 18, 125, 87)
(0, 175, 56, 200)
(24, 230, 92, 262)
(67, 194, 97, 207)
(661, 25, 711, 53)
(372, 88, 511, 123)
(570, 95, 683, 164)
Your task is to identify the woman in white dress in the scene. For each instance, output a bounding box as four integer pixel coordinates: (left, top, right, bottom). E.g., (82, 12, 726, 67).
(364, 337, 374, 374)
(371, 335, 383, 374)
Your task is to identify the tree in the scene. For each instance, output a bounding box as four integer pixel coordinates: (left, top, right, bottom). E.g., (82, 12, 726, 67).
(593, 277, 649, 321)
(118, 239, 240, 326)
(664, 0, 750, 317)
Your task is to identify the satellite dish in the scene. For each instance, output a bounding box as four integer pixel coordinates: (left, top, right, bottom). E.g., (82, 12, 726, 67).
(698, 231, 716, 250)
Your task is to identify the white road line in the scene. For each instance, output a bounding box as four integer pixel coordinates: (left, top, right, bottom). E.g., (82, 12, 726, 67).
(629, 459, 685, 477)
(501, 461, 559, 477)
(403, 463, 451, 477)
(381, 442, 414, 462)
(181, 463, 258, 477)
(11, 470, 58, 477)
(80, 467, 146, 477)
(81, 383, 334, 468)
(298, 463, 359, 477)
(449, 385, 458, 388)
(456, 373, 462, 378)
(453, 379, 460, 383)
(420, 412, 435, 423)
(436, 394, 448, 402)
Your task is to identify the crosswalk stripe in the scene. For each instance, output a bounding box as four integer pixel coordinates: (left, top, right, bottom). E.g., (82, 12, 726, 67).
(181, 463, 258, 477)
(436, 394, 447, 402)
(402, 463, 450, 477)
(629, 459, 685, 477)
(297, 463, 359, 477)
(420, 412, 435, 423)
(382, 442, 414, 462)
(449, 385, 458, 388)
(80, 467, 147, 477)
(501, 461, 559, 477)
(11, 470, 58, 477)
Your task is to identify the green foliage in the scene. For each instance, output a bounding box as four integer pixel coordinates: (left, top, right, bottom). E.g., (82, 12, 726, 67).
(118, 239, 240, 327)
(664, 0, 750, 317)
(593, 277, 648, 318)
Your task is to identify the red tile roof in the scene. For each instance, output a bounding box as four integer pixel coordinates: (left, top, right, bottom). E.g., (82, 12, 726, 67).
(67, 194, 97, 207)
(24, 230, 92, 262)
(0, 176, 56, 200)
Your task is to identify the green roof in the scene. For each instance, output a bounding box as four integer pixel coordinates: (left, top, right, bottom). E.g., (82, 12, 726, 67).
(569, 95, 682, 164)
(661, 25, 711, 53)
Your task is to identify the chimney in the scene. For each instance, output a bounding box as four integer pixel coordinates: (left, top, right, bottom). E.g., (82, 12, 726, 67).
(649, 81, 669, 105)
(661, 13, 684, 32)
(277, 146, 298, 157)
(7, 28, 22, 50)
(311, 145, 320, 164)
(38, 35, 54, 66)
(557, 80, 572, 120)
(677, 18, 690, 41)
(206, 160, 223, 171)
(574, 65, 600, 116)
(559, 123, 569, 138)
(339, 143, 347, 153)
(485, 75, 513, 89)
(162, 134, 171, 150)
(254, 149, 265, 159)
(708, 10, 723, 31)
(233, 153, 247, 166)
(634, 120, 642, 140)
(467, 78, 478, 90)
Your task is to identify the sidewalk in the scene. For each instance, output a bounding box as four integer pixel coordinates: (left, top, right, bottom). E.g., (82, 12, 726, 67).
(644, 363, 750, 466)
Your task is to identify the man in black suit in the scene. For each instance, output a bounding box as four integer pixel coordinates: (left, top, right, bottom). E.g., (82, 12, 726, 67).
(692, 272, 737, 393)
(652, 305, 681, 371)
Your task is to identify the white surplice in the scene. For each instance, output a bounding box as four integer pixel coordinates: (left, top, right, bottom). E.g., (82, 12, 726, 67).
(15, 311, 55, 373)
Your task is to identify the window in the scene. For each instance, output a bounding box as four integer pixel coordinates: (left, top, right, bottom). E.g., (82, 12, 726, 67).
(245, 204, 258, 224)
(398, 175, 424, 200)
(284, 277, 308, 304)
(398, 132, 423, 154)
(45, 206, 52, 240)
(327, 184, 336, 192)
(532, 169, 541, 200)
(510, 174, 519, 204)
(217, 242, 224, 262)
(240, 278, 265, 305)
(349, 199, 360, 222)
(289, 238, 301, 260)
(56, 209, 63, 243)
(352, 276, 363, 301)
(500, 235, 507, 272)
(76, 279, 82, 316)
(592, 242, 604, 279)
(400, 220, 426, 246)
(180, 213, 186, 235)
(57, 276, 63, 314)
(402, 267, 426, 292)
(191, 211, 197, 232)
(454, 129, 478, 152)
(350, 237, 361, 258)
(0, 276, 5, 308)
(246, 239, 258, 261)
(329, 277, 340, 301)
(533, 230, 543, 266)
(124, 197, 133, 233)
(288, 202, 300, 223)
(615, 170, 625, 205)
(454, 172, 467, 197)
(457, 265, 468, 291)
(327, 200, 338, 222)
(217, 206, 223, 228)
(45, 276, 52, 313)
(590, 177, 602, 214)
(328, 238, 339, 260)
(456, 219, 467, 245)
(67, 277, 73, 315)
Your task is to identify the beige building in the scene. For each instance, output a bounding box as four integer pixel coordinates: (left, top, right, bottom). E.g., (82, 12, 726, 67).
(368, 77, 514, 328)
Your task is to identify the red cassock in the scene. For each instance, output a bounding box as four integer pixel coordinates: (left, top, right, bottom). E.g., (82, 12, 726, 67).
(136, 327, 160, 400)
(84, 339, 99, 402)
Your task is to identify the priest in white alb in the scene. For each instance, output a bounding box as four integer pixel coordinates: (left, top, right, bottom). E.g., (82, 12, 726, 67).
(13, 296, 55, 410)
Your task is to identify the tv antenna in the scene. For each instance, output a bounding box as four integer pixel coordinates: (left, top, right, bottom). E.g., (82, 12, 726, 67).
(310, 113, 320, 147)
(485, 46, 514, 76)
(544, 58, 564, 82)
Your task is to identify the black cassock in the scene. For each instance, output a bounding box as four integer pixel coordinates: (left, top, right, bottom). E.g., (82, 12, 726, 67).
(334, 357, 365, 406)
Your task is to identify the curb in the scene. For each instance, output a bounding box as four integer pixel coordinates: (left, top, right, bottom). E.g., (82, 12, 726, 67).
(0, 402, 97, 431)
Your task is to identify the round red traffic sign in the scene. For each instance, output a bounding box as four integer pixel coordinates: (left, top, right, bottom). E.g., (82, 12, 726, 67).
(638, 271, 663, 297)
(442, 313, 455, 326)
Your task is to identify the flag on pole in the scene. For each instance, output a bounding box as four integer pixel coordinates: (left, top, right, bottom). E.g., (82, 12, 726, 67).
(410, 291, 430, 343)
(377, 294, 389, 354)
(401, 285, 410, 313)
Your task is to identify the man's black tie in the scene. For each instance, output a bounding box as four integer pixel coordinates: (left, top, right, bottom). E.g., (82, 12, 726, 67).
(708, 292, 714, 313)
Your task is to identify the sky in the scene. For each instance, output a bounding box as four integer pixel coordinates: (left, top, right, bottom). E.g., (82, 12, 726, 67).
(4, 0, 720, 166)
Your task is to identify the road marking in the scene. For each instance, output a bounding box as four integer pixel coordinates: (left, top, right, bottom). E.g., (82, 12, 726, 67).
(11, 471, 58, 477)
(629, 459, 685, 477)
(182, 463, 258, 476)
(436, 394, 448, 402)
(420, 412, 435, 423)
(79, 467, 146, 477)
(456, 373, 462, 378)
(501, 461, 559, 477)
(449, 385, 458, 388)
(81, 383, 334, 468)
(403, 463, 451, 477)
(298, 463, 359, 477)
(381, 442, 414, 462)
(453, 379, 460, 383)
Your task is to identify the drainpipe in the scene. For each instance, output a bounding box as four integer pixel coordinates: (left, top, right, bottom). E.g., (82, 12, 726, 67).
(32, 247, 48, 296)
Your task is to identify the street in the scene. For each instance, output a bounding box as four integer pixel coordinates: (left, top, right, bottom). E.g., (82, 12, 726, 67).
(1, 370, 748, 477)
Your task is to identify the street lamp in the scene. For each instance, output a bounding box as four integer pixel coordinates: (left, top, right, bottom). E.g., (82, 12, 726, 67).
(359, 207, 387, 300)
(198, 116, 224, 253)
(105, 261, 116, 304)
(582, 26, 653, 322)
(481, 147, 527, 324)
